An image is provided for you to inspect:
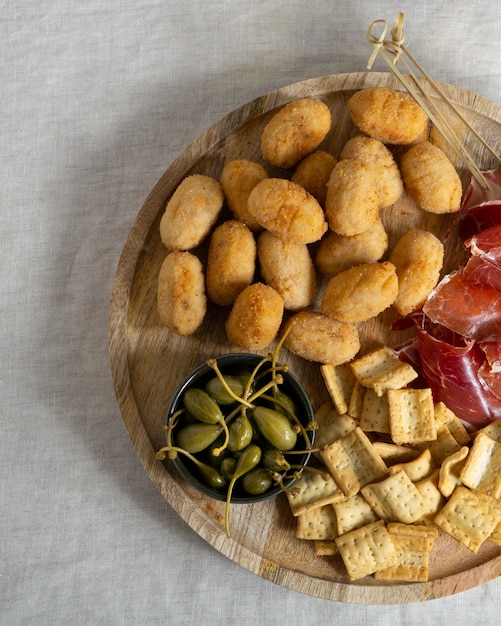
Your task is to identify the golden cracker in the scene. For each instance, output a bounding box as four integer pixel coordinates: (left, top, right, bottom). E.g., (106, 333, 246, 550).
(320, 363, 357, 415)
(414, 469, 447, 524)
(286, 467, 345, 517)
(459, 432, 501, 499)
(388, 448, 435, 482)
(320, 427, 388, 497)
(361, 469, 430, 524)
(438, 445, 469, 498)
(359, 388, 391, 434)
(372, 442, 420, 465)
(314, 540, 338, 556)
(296, 504, 338, 541)
(434, 485, 501, 553)
(313, 401, 357, 455)
(387, 387, 437, 445)
(333, 493, 379, 536)
(349, 346, 418, 396)
(375, 523, 438, 582)
(434, 401, 470, 446)
(335, 520, 398, 581)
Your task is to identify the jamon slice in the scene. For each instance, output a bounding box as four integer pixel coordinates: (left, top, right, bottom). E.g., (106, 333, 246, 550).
(423, 271, 501, 342)
(462, 256, 501, 291)
(394, 314, 501, 428)
(461, 169, 501, 212)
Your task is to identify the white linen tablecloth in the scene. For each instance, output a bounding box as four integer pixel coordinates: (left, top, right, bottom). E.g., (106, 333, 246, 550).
(2, 1, 500, 624)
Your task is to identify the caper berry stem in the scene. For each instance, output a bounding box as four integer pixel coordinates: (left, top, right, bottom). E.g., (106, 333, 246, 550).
(247, 375, 283, 405)
(259, 392, 313, 450)
(224, 444, 261, 537)
(157, 445, 227, 489)
(158, 409, 184, 460)
(207, 359, 253, 408)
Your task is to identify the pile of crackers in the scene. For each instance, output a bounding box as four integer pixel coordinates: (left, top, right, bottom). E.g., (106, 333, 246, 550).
(286, 346, 501, 582)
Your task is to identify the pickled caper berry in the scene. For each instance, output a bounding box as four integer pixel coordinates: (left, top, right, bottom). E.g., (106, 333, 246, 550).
(242, 468, 273, 495)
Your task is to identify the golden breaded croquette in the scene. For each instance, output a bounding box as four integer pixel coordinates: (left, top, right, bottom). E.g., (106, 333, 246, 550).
(247, 178, 327, 244)
(206, 220, 256, 307)
(225, 282, 284, 350)
(315, 217, 389, 277)
(339, 135, 404, 208)
(283, 311, 360, 365)
(157, 251, 207, 336)
(348, 87, 428, 145)
(257, 230, 316, 311)
(159, 174, 224, 250)
(261, 98, 331, 168)
(220, 159, 268, 232)
(389, 228, 444, 316)
(320, 261, 399, 324)
(291, 150, 337, 208)
(400, 141, 462, 214)
(325, 159, 380, 236)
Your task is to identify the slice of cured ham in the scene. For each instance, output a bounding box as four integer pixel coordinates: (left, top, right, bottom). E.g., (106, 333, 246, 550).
(422, 271, 501, 342)
(401, 171, 501, 427)
(394, 314, 501, 428)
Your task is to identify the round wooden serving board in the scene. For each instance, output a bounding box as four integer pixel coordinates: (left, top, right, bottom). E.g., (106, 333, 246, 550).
(108, 72, 501, 604)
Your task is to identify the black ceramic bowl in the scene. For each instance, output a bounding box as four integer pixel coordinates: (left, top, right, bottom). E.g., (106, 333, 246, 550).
(164, 352, 315, 503)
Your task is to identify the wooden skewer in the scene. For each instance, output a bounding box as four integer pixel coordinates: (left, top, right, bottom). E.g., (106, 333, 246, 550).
(366, 13, 501, 189)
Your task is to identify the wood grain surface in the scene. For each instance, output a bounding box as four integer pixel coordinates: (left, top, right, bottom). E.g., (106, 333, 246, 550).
(108, 72, 501, 604)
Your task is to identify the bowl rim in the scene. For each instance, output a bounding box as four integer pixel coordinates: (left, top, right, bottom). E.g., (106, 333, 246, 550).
(164, 352, 315, 503)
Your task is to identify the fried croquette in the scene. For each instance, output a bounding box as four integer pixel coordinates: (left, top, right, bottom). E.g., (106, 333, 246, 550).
(291, 150, 337, 208)
(220, 159, 268, 231)
(225, 282, 284, 350)
(157, 251, 206, 336)
(320, 261, 399, 323)
(339, 135, 404, 207)
(348, 87, 428, 145)
(283, 311, 360, 365)
(325, 160, 379, 236)
(261, 98, 331, 169)
(257, 230, 316, 311)
(247, 178, 327, 244)
(315, 217, 389, 277)
(400, 141, 462, 214)
(206, 220, 256, 306)
(160, 174, 224, 250)
(389, 228, 444, 316)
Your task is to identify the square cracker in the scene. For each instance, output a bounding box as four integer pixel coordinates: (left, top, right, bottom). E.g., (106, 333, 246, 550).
(314, 540, 338, 556)
(361, 469, 430, 524)
(490, 521, 501, 547)
(426, 422, 462, 465)
(347, 380, 366, 418)
(333, 493, 379, 536)
(313, 401, 357, 455)
(414, 469, 447, 524)
(438, 445, 469, 498)
(374, 523, 438, 582)
(335, 520, 398, 581)
(286, 467, 345, 517)
(372, 442, 420, 465)
(460, 432, 501, 499)
(296, 504, 338, 541)
(477, 420, 501, 444)
(388, 448, 435, 482)
(434, 485, 501, 553)
(359, 388, 391, 434)
(320, 427, 388, 497)
(320, 363, 357, 415)
(434, 402, 470, 446)
(387, 387, 437, 445)
(349, 347, 418, 397)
